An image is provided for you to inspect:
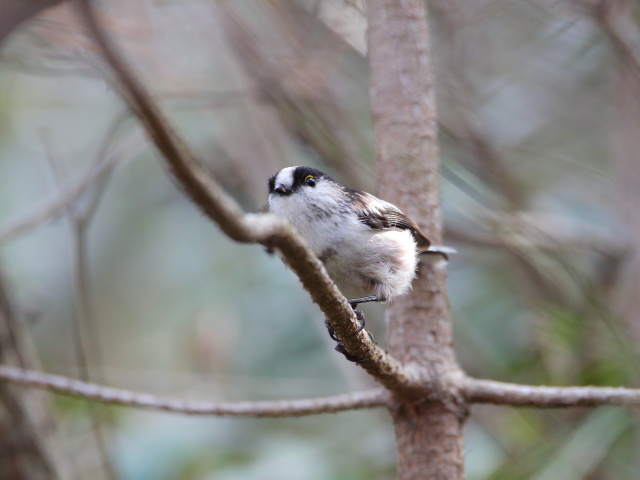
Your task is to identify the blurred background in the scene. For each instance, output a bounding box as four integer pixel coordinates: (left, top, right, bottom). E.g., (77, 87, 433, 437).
(1, 0, 639, 479)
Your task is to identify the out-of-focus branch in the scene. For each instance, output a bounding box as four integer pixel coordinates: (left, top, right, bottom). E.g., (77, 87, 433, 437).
(0, 266, 71, 480)
(463, 376, 640, 407)
(0, 365, 388, 417)
(72, 0, 420, 395)
(0, 0, 62, 43)
(446, 213, 629, 257)
(440, 120, 525, 210)
(0, 112, 136, 245)
(41, 131, 121, 480)
(217, 1, 374, 191)
(590, 0, 640, 77)
(605, 0, 640, 344)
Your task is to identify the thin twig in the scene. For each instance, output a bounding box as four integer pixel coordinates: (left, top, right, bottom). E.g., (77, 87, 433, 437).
(591, 0, 640, 78)
(0, 365, 389, 417)
(462, 376, 640, 408)
(73, 0, 420, 395)
(39, 131, 93, 378)
(4, 363, 640, 417)
(0, 111, 135, 245)
(0, 0, 62, 43)
(40, 128, 123, 480)
(0, 263, 74, 480)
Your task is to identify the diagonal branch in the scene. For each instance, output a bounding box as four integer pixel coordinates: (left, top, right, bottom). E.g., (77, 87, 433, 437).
(462, 376, 640, 408)
(0, 0, 62, 43)
(72, 0, 420, 395)
(591, 0, 640, 78)
(0, 111, 135, 245)
(0, 365, 388, 417)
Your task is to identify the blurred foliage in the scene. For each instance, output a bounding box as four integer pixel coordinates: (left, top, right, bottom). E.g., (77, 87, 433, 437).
(1, 0, 639, 479)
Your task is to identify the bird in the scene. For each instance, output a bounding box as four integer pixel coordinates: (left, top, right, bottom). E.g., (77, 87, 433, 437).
(268, 166, 448, 307)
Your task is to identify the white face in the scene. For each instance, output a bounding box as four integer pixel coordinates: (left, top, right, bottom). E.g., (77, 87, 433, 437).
(268, 166, 298, 222)
(269, 167, 296, 199)
(268, 166, 343, 223)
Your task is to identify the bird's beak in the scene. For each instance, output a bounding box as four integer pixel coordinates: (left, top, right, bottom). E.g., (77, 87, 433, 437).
(273, 184, 293, 196)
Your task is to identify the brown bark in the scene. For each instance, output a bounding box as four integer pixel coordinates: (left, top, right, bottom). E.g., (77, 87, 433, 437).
(608, 2, 640, 344)
(367, 1, 467, 479)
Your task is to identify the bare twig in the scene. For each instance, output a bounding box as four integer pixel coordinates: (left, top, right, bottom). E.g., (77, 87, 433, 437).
(0, 111, 136, 245)
(590, 0, 640, 77)
(0, 0, 62, 43)
(445, 217, 628, 257)
(462, 376, 640, 408)
(73, 0, 420, 395)
(0, 365, 388, 417)
(218, 1, 374, 191)
(0, 266, 72, 480)
(40, 132, 121, 480)
(40, 131, 93, 377)
(4, 363, 640, 420)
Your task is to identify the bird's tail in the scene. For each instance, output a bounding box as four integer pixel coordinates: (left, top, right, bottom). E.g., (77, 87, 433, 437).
(418, 245, 457, 261)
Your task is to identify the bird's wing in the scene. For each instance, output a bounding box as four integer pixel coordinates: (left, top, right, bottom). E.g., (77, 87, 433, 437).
(354, 193, 431, 250)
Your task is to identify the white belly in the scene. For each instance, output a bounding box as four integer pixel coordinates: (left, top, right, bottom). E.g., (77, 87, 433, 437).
(320, 228, 418, 302)
(269, 191, 419, 301)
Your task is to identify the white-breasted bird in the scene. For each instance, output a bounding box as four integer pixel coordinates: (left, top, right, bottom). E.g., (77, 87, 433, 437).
(268, 166, 449, 306)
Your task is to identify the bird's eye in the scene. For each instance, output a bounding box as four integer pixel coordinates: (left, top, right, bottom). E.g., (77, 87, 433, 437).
(304, 175, 316, 187)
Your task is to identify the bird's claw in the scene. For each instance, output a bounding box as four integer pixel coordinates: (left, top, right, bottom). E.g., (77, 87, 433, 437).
(323, 308, 365, 342)
(324, 307, 374, 363)
(324, 317, 339, 342)
(334, 343, 359, 362)
(353, 309, 365, 333)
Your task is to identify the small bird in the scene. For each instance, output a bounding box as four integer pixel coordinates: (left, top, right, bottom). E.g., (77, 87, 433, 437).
(268, 166, 448, 306)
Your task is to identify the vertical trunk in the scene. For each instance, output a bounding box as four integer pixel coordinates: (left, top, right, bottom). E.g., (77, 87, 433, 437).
(611, 33, 640, 344)
(608, 1, 640, 469)
(367, 1, 467, 479)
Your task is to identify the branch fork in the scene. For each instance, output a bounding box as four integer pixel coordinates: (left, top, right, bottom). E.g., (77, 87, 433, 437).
(1, 0, 640, 429)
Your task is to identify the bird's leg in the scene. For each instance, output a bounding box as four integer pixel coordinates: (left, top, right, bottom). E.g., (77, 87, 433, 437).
(348, 295, 379, 306)
(324, 317, 339, 342)
(325, 318, 358, 361)
(347, 295, 379, 333)
(324, 296, 379, 363)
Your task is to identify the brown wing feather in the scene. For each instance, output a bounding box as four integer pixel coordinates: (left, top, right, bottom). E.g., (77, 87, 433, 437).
(354, 193, 431, 250)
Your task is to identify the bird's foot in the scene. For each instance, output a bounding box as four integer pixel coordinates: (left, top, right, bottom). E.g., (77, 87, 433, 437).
(324, 308, 366, 341)
(324, 316, 339, 342)
(348, 296, 379, 308)
(334, 343, 359, 362)
(324, 307, 374, 363)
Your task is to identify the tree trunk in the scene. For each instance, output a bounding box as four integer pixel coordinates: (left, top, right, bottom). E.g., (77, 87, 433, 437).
(367, 1, 467, 478)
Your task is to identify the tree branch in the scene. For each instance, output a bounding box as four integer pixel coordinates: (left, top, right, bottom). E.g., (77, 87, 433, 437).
(71, 0, 422, 394)
(462, 376, 640, 408)
(4, 363, 640, 415)
(590, 0, 640, 78)
(0, 265, 72, 480)
(0, 0, 62, 43)
(0, 111, 134, 245)
(0, 365, 388, 417)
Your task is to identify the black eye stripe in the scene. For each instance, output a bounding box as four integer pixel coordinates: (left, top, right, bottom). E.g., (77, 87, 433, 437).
(268, 166, 335, 194)
(292, 166, 326, 188)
